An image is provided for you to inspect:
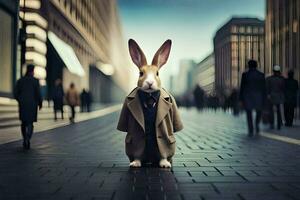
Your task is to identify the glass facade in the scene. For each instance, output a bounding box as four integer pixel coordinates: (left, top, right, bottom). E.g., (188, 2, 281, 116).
(0, 9, 13, 93)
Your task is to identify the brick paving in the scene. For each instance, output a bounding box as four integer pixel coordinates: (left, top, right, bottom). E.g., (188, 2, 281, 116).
(0, 109, 300, 200)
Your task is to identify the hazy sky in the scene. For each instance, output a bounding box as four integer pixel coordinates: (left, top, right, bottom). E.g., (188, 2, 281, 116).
(118, 0, 265, 85)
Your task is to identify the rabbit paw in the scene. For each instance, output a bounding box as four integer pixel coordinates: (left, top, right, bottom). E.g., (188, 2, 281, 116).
(129, 160, 141, 167)
(159, 159, 171, 168)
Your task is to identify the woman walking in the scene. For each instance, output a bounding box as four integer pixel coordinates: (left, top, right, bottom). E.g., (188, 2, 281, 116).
(66, 83, 79, 123)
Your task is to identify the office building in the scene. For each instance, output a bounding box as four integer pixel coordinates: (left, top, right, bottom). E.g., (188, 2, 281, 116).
(265, 0, 300, 79)
(19, 0, 131, 102)
(192, 53, 215, 95)
(214, 17, 265, 93)
(0, 0, 19, 98)
(172, 59, 196, 95)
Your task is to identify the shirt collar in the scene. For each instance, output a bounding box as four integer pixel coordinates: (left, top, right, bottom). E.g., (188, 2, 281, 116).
(138, 89, 160, 103)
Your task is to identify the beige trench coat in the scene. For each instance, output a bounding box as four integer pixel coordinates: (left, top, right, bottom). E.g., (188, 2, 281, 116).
(66, 88, 79, 106)
(117, 87, 183, 161)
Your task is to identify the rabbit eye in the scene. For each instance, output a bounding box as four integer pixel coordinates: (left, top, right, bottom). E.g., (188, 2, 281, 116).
(139, 72, 144, 77)
(156, 72, 159, 76)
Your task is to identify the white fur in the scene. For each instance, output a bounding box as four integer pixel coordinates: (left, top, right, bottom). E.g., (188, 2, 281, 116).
(159, 159, 171, 168)
(129, 159, 142, 167)
(141, 72, 159, 92)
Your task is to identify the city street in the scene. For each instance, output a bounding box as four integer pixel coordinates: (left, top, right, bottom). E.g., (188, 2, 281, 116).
(1, 109, 300, 200)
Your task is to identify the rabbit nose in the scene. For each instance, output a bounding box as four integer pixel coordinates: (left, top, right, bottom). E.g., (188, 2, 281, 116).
(146, 80, 154, 86)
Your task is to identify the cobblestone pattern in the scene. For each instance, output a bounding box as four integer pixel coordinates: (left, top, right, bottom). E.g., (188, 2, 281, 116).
(0, 109, 300, 200)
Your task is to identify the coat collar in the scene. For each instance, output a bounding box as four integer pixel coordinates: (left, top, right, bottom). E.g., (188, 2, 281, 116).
(127, 87, 172, 131)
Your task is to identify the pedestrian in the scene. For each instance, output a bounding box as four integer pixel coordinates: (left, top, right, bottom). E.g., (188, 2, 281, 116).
(52, 79, 64, 120)
(14, 64, 42, 149)
(86, 90, 92, 112)
(229, 88, 240, 116)
(266, 65, 285, 130)
(284, 70, 299, 127)
(80, 89, 92, 112)
(193, 85, 205, 111)
(80, 89, 87, 112)
(66, 83, 79, 123)
(239, 60, 266, 137)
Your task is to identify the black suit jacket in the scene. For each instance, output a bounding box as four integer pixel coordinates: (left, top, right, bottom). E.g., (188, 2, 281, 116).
(239, 68, 266, 110)
(14, 75, 42, 122)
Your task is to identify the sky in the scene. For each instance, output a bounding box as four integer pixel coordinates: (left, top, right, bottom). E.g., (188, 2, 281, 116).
(117, 0, 265, 87)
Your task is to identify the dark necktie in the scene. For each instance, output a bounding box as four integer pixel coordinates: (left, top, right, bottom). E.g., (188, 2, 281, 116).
(144, 94, 156, 108)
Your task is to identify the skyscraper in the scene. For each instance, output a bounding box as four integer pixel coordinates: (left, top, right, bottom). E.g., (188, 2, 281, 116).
(265, 0, 300, 79)
(19, 0, 131, 102)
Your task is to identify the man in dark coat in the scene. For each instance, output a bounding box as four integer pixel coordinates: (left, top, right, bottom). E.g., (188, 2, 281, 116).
(52, 79, 64, 120)
(80, 89, 92, 112)
(14, 64, 42, 149)
(239, 60, 266, 136)
(284, 70, 299, 126)
(266, 65, 285, 130)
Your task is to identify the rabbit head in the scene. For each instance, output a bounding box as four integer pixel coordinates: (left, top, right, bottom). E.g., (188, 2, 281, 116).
(128, 39, 172, 92)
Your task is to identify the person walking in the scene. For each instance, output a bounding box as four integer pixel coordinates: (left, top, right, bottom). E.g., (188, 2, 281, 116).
(284, 70, 299, 127)
(229, 88, 240, 116)
(86, 90, 92, 112)
(266, 65, 285, 130)
(14, 64, 42, 149)
(80, 89, 89, 112)
(66, 83, 79, 123)
(52, 79, 64, 120)
(239, 60, 266, 137)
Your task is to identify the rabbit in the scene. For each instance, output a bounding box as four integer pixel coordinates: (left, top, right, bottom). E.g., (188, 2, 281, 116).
(117, 39, 183, 168)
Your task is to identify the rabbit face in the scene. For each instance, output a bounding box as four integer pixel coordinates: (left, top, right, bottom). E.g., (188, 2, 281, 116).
(128, 39, 172, 93)
(138, 65, 161, 92)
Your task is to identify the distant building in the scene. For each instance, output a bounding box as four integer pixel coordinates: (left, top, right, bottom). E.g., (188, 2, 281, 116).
(169, 75, 175, 94)
(214, 17, 265, 93)
(172, 59, 196, 95)
(19, 0, 131, 103)
(265, 0, 300, 80)
(192, 53, 215, 95)
(0, 0, 19, 98)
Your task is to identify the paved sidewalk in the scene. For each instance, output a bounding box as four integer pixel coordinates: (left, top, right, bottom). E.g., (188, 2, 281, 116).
(0, 109, 300, 200)
(0, 104, 121, 145)
(262, 120, 300, 140)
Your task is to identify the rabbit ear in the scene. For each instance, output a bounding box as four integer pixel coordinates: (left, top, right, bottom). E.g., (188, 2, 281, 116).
(128, 39, 147, 68)
(151, 39, 172, 68)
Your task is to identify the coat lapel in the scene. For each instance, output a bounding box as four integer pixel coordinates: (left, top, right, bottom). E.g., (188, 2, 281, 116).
(155, 89, 172, 127)
(127, 88, 145, 131)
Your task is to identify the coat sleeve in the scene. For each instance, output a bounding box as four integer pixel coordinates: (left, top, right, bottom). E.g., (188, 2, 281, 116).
(239, 73, 245, 102)
(14, 80, 20, 102)
(171, 96, 183, 132)
(35, 79, 43, 108)
(265, 77, 270, 95)
(117, 99, 129, 132)
(262, 74, 267, 101)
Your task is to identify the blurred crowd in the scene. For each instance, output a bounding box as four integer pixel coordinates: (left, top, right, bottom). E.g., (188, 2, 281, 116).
(52, 79, 93, 122)
(177, 60, 299, 136)
(14, 64, 93, 149)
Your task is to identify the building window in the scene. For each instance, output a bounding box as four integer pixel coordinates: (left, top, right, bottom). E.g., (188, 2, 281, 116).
(231, 35, 238, 42)
(253, 27, 258, 34)
(0, 9, 13, 93)
(259, 27, 264, 33)
(246, 26, 252, 33)
(293, 20, 298, 33)
(231, 25, 237, 33)
(239, 26, 245, 33)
